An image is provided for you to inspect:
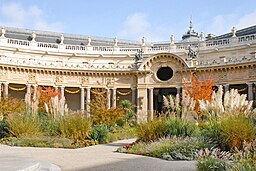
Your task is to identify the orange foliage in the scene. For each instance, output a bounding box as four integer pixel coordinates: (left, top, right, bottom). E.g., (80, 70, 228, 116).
(37, 86, 60, 112)
(0, 97, 26, 117)
(184, 74, 214, 117)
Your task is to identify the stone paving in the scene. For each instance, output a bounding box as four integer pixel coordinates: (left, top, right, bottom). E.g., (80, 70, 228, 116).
(0, 139, 196, 171)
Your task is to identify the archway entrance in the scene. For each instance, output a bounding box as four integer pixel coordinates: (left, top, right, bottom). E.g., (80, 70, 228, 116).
(153, 88, 177, 114)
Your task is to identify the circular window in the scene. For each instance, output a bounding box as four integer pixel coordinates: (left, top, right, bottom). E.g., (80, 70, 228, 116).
(156, 67, 173, 81)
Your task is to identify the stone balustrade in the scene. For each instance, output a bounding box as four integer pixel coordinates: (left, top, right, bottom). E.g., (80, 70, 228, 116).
(1, 33, 256, 56)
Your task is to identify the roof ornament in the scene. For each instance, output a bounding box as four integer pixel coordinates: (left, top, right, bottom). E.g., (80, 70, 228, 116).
(231, 26, 237, 37)
(134, 49, 143, 69)
(87, 36, 91, 46)
(170, 35, 175, 45)
(60, 34, 64, 44)
(1, 27, 6, 38)
(114, 37, 118, 46)
(31, 32, 36, 42)
(141, 37, 146, 46)
(187, 45, 199, 59)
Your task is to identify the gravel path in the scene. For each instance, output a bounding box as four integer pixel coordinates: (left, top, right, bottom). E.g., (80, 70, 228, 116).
(0, 139, 196, 171)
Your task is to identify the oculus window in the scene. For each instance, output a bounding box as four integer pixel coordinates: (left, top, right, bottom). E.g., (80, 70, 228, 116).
(156, 67, 173, 81)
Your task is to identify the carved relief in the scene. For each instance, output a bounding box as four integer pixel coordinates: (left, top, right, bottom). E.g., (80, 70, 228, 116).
(0, 70, 7, 79)
(105, 77, 115, 85)
(27, 73, 36, 82)
(249, 69, 256, 79)
(219, 72, 227, 81)
(55, 75, 64, 83)
(80, 76, 89, 84)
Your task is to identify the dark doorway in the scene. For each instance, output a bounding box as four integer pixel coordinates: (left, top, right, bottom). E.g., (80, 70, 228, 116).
(153, 88, 177, 114)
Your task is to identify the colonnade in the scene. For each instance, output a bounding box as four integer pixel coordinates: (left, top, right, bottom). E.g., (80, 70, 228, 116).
(0, 82, 255, 121)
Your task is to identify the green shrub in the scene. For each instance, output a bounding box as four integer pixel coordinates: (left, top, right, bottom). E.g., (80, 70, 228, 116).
(201, 123, 222, 148)
(219, 116, 255, 151)
(107, 126, 137, 142)
(0, 120, 9, 138)
(89, 124, 109, 144)
(137, 117, 199, 142)
(137, 119, 166, 142)
(126, 137, 208, 160)
(197, 156, 227, 171)
(0, 136, 76, 148)
(7, 113, 42, 137)
(59, 113, 91, 140)
(120, 100, 136, 126)
(165, 117, 199, 137)
(39, 114, 60, 136)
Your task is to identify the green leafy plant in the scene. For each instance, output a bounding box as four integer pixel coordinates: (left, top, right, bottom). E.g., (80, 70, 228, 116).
(89, 124, 109, 144)
(197, 156, 227, 171)
(59, 112, 91, 140)
(6, 113, 42, 137)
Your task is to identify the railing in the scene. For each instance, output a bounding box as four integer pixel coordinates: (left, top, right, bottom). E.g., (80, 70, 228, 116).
(238, 34, 256, 42)
(37, 42, 58, 49)
(65, 45, 86, 51)
(1, 33, 256, 54)
(206, 39, 230, 47)
(7, 39, 30, 46)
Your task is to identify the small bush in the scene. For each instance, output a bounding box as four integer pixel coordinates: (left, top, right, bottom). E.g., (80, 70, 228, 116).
(165, 117, 199, 137)
(89, 124, 109, 144)
(137, 117, 199, 142)
(39, 113, 60, 136)
(126, 137, 208, 160)
(7, 113, 42, 137)
(0, 120, 9, 138)
(0, 97, 26, 119)
(59, 113, 91, 140)
(137, 119, 166, 142)
(0, 136, 76, 148)
(197, 156, 227, 171)
(219, 116, 255, 151)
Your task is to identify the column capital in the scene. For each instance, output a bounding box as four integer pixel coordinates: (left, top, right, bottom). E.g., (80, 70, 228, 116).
(247, 82, 254, 86)
(3, 82, 9, 85)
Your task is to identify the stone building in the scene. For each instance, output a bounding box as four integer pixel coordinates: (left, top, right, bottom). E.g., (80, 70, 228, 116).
(0, 22, 255, 122)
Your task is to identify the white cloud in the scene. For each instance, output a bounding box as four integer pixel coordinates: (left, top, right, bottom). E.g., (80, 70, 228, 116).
(236, 11, 256, 29)
(118, 13, 172, 42)
(0, 3, 63, 32)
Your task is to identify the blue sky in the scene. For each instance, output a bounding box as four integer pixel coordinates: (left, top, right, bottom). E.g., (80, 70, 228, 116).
(0, 0, 255, 42)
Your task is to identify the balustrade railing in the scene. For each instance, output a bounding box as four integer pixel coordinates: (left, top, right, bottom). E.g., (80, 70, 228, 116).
(1, 33, 256, 54)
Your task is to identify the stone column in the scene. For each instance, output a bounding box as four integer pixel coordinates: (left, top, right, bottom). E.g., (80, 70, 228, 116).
(3, 82, 9, 98)
(247, 83, 254, 101)
(137, 87, 148, 123)
(26, 83, 31, 100)
(148, 87, 154, 121)
(224, 84, 229, 93)
(0, 82, 2, 100)
(53, 86, 58, 93)
(131, 88, 137, 105)
(60, 86, 65, 99)
(106, 88, 111, 109)
(112, 88, 116, 108)
(86, 87, 91, 118)
(80, 87, 85, 112)
(176, 86, 181, 96)
(32, 84, 37, 101)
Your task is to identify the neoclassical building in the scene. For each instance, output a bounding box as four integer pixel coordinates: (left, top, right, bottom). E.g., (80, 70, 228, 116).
(0, 22, 255, 122)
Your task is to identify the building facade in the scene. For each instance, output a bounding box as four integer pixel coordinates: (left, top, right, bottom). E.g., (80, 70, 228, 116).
(0, 23, 255, 122)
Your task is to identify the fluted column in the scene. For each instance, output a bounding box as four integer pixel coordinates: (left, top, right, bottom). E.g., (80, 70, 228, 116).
(3, 82, 8, 98)
(60, 86, 65, 99)
(112, 88, 116, 108)
(247, 83, 254, 101)
(80, 87, 85, 112)
(148, 87, 154, 121)
(86, 87, 91, 118)
(176, 86, 181, 96)
(26, 83, 31, 101)
(131, 88, 137, 105)
(224, 84, 229, 93)
(106, 88, 111, 109)
(53, 85, 58, 93)
(0, 82, 2, 100)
